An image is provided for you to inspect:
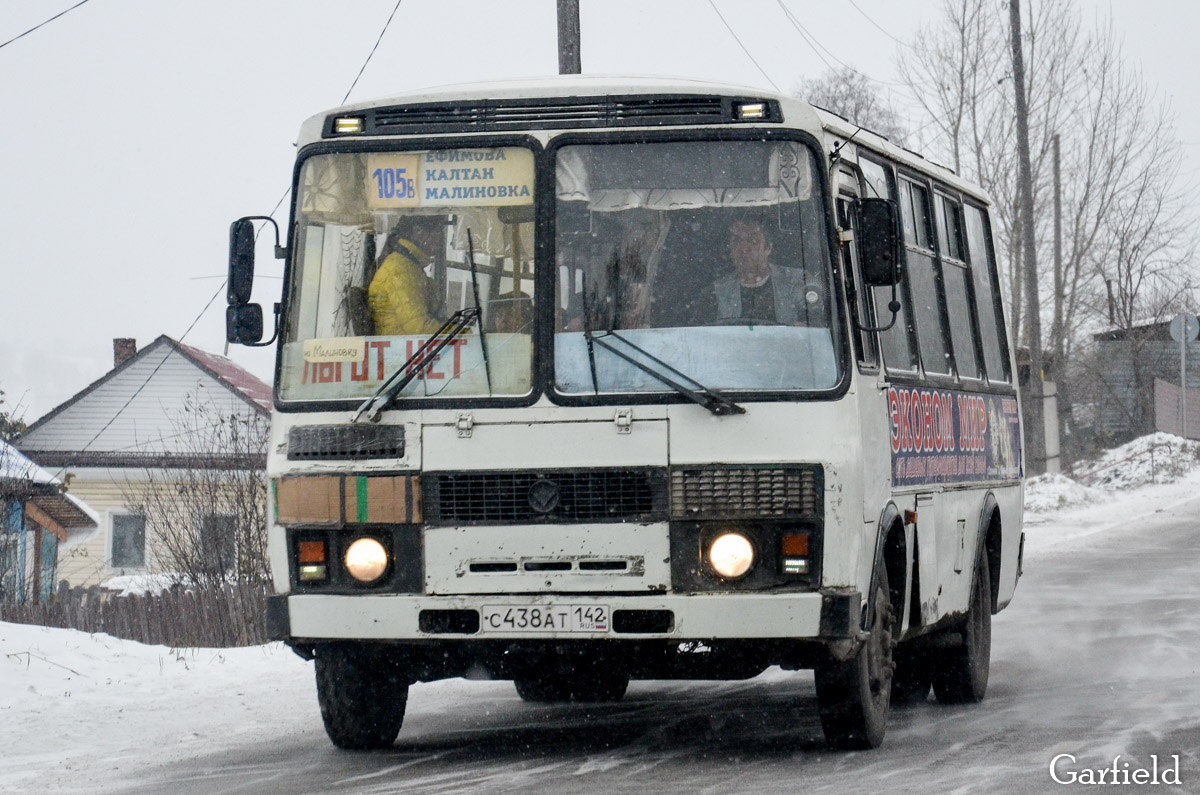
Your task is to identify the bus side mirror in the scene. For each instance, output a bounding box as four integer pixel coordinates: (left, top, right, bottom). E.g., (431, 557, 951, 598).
(226, 216, 282, 346)
(226, 303, 264, 345)
(228, 218, 257, 305)
(856, 198, 902, 286)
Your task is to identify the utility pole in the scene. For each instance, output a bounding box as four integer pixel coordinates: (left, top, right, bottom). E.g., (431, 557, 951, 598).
(1009, 0, 1045, 475)
(558, 0, 581, 74)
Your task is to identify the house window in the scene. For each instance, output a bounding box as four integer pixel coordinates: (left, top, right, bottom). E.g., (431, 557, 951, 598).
(111, 513, 147, 569)
(199, 514, 236, 575)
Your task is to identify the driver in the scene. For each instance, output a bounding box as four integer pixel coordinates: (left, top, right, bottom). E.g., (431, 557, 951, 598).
(711, 214, 820, 325)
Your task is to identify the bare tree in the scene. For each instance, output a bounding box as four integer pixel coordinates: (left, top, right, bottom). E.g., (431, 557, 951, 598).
(121, 394, 269, 589)
(898, 0, 1199, 459)
(796, 67, 908, 144)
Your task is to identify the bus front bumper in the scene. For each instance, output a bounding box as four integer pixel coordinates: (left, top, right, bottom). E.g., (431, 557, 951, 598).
(266, 590, 862, 643)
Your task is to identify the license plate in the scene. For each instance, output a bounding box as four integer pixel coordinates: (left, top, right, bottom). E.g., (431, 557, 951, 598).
(480, 604, 610, 633)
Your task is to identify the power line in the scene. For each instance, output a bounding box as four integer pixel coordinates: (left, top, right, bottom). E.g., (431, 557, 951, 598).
(706, 0, 781, 92)
(57, 0, 412, 467)
(846, 0, 915, 50)
(776, 0, 908, 87)
(342, 0, 404, 105)
(0, 0, 91, 51)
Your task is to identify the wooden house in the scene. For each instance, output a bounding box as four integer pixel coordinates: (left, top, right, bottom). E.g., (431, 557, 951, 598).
(14, 337, 271, 588)
(1, 439, 98, 604)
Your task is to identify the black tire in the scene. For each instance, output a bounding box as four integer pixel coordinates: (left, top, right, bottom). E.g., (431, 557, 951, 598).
(571, 671, 629, 702)
(514, 670, 629, 703)
(931, 552, 992, 704)
(891, 647, 932, 705)
(315, 644, 408, 750)
(815, 565, 895, 749)
(514, 675, 573, 703)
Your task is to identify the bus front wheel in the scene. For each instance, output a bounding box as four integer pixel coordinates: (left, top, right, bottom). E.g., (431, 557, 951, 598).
(315, 644, 408, 750)
(815, 566, 895, 749)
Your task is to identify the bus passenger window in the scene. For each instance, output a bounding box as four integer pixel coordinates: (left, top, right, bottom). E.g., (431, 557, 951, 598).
(901, 179, 950, 375)
(964, 203, 1010, 382)
(936, 195, 980, 379)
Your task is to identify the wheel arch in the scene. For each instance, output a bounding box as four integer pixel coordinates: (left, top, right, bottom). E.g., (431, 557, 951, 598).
(977, 492, 1003, 615)
(870, 502, 909, 632)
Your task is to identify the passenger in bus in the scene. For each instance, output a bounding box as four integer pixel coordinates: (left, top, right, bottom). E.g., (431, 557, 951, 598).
(560, 212, 668, 331)
(487, 290, 533, 334)
(712, 214, 823, 325)
(368, 220, 445, 335)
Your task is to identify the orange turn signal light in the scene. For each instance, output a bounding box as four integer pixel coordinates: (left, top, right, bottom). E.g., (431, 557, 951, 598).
(781, 533, 809, 557)
(298, 540, 327, 564)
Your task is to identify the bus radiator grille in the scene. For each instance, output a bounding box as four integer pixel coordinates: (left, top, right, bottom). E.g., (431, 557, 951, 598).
(425, 468, 668, 525)
(669, 466, 821, 520)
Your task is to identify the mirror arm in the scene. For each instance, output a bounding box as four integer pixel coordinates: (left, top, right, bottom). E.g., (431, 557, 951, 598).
(855, 281, 901, 334)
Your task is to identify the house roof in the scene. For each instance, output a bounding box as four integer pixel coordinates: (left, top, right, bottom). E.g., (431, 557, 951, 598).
(20, 335, 271, 439)
(0, 439, 99, 540)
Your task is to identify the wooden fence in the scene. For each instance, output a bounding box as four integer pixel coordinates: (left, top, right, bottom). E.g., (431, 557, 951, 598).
(0, 581, 269, 648)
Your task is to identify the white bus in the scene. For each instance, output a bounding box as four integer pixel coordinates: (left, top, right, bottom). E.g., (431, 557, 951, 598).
(227, 76, 1024, 750)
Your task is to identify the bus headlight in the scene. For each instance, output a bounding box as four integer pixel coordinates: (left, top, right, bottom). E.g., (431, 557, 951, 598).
(344, 537, 389, 583)
(708, 533, 755, 579)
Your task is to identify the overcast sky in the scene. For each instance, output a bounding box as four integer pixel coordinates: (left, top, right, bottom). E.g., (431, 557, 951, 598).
(1, 0, 1193, 421)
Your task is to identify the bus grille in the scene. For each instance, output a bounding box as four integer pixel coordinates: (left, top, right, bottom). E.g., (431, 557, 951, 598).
(327, 96, 782, 136)
(669, 466, 821, 519)
(425, 469, 667, 525)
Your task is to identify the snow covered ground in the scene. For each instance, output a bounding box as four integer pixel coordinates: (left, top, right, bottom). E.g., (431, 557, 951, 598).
(3, 434, 1198, 794)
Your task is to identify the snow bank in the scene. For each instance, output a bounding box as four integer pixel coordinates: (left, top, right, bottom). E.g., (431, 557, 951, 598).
(99, 573, 179, 597)
(1023, 472, 1108, 513)
(0, 622, 314, 792)
(1071, 432, 1200, 489)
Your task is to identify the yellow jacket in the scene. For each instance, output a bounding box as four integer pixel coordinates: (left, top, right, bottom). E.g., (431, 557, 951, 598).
(368, 250, 442, 335)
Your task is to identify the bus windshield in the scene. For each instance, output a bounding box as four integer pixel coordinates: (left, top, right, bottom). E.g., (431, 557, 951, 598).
(553, 139, 840, 397)
(279, 145, 536, 403)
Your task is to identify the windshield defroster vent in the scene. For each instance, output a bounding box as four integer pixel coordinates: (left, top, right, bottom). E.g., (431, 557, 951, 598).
(287, 424, 405, 461)
(326, 95, 782, 136)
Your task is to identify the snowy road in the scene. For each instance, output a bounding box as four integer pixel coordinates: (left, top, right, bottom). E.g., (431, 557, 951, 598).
(4, 471, 1199, 794)
(116, 483, 1200, 794)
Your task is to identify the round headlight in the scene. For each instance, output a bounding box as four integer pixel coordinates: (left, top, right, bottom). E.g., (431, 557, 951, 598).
(344, 537, 388, 583)
(709, 533, 755, 579)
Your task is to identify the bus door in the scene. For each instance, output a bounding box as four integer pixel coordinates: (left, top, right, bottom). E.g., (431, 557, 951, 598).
(835, 169, 889, 525)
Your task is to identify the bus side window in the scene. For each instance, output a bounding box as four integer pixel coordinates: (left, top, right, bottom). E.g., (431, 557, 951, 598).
(836, 187, 879, 370)
(900, 177, 951, 376)
(963, 203, 1011, 382)
(859, 156, 917, 373)
(935, 194, 981, 379)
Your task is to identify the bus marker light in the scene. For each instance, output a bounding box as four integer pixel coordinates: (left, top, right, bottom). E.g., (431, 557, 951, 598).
(299, 564, 327, 582)
(334, 116, 364, 134)
(735, 102, 767, 120)
(709, 533, 755, 579)
(783, 557, 809, 575)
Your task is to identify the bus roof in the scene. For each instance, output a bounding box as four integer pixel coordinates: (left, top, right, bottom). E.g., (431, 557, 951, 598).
(294, 74, 992, 206)
(296, 74, 821, 147)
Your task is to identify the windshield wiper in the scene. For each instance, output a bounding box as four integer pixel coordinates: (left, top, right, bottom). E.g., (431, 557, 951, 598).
(353, 307, 480, 423)
(583, 328, 746, 416)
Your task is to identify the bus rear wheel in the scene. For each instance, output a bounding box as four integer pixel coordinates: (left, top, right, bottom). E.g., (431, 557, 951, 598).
(315, 644, 408, 750)
(931, 551, 991, 704)
(815, 566, 895, 749)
